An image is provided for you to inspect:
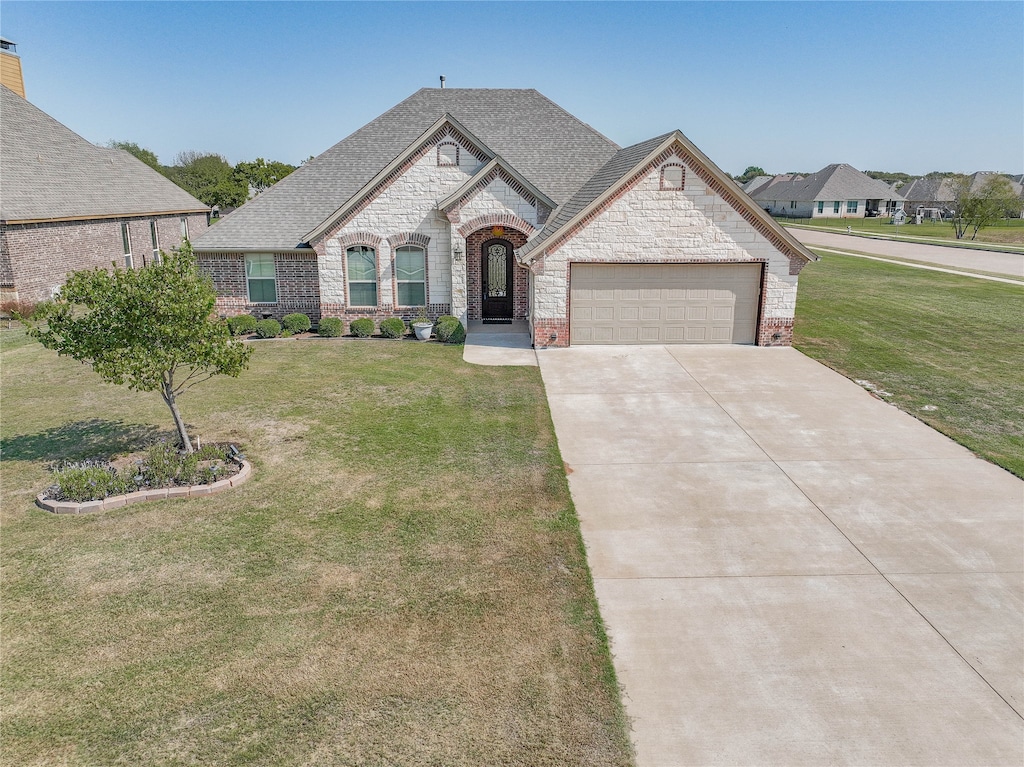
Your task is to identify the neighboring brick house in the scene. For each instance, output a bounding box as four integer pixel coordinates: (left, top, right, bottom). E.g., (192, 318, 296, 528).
(0, 85, 209, 303)
(194, 88, 817, 347)
(750, 164, 905, 220)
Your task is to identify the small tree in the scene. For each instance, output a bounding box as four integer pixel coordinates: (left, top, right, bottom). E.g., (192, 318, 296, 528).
(950, 174, 1020, 240)
(23, 243, 252, 453)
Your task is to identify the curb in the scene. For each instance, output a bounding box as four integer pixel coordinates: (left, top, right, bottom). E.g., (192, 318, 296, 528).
(35, 460, 252, 514)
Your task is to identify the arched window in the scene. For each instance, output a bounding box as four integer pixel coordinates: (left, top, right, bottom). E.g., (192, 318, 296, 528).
(437, 142, 459, 167)
(660, 163, 685, 191)
(346, 246, 377, 306)
(395, 245, 426, 306)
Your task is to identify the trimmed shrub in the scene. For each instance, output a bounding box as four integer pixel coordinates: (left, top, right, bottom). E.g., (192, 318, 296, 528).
(435, 315, 466, 344)
(255, 318, 281, 339)
(318, 317, 343, 337)
(282, 313, 311, 334)
(350, 318, 375, 337)
(379, 317, 407, 339)
(52, 461, 132, 502)
(227, 314, 258, 336)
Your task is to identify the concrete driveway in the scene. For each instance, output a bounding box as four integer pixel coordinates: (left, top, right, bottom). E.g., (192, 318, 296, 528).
(537, 345, 1023, 766)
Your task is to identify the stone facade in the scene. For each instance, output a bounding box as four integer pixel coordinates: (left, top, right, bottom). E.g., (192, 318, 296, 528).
(311, 134, 488, 324)
(0, 213, 208, 304)
(531, 153, 802, 347)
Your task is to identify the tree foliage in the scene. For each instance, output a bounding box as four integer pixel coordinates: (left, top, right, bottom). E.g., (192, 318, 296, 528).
(107, 140, 162, 172)
(735, 166, 767, 183)
(24, 244, 252, 452)
(949, 174, 1021, 240)
(234, 157, 296, 195)
(165, 152, 248, 208)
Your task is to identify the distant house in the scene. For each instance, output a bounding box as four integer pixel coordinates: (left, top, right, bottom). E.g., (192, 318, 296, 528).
(750, 164, 904, 218)
(900, 172, 1024, 219)
(193, 87, 817, 347)
(0, 85, 210, 303)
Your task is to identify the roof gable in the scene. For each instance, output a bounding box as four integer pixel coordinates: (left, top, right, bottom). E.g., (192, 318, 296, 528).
(0, 85, 207, 222)
(194, 88, 620, 251)
(518, 131, 817, 265)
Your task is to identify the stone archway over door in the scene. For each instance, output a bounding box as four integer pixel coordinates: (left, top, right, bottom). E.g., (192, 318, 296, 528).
(481, 238, 514, 319)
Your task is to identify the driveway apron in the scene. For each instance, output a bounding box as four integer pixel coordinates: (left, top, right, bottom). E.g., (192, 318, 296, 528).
(538, 345, 1023, 767)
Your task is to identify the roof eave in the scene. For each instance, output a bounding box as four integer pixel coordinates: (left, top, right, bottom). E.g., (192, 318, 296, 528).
(3, 208, 209, 225)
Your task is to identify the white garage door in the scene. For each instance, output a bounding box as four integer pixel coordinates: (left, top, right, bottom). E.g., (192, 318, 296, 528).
(570, 263, 761, 345)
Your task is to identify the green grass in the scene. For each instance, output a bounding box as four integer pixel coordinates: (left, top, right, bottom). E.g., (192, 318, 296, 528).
(782, 216, 1024, 246)
(794, 252, 1024, 478)
(0, 332, 634, 766)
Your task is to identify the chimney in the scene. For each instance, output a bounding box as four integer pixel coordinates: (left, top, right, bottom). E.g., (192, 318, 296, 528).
(0, 37, 25, 98)
(439, 75, 446, 89)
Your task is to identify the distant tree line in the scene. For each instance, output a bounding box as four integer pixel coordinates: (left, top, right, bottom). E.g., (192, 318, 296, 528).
(107, 141, 297, 210)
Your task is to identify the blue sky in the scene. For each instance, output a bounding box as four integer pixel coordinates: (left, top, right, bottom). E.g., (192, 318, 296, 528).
(3, 1, 1022, 176)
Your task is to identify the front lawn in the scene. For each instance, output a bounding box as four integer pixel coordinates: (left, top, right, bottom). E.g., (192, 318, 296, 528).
(0, 333, 633, 765)
(794, 252, 1024, 478)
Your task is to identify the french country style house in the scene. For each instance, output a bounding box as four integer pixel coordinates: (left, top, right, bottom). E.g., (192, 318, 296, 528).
(193, 88, 817, 346)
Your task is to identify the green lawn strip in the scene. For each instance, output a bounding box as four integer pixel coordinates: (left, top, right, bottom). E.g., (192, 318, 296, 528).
(0, 334, 634, 766)
(794, 252, 1024, 478)
(781, 216, 1024, 249)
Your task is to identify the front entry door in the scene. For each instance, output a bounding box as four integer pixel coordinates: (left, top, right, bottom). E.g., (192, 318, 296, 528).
(481, 238, 514, 319)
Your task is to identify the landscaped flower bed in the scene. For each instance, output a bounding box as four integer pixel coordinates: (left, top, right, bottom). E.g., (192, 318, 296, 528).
(36, 442, 251, 514)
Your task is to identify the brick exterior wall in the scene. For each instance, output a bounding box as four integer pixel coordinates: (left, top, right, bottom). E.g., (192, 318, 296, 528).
(197, 251, 320, 321)
(531, 152, 804, 347)
(465, 227, 530, 321)
(0, 212, 208, 303)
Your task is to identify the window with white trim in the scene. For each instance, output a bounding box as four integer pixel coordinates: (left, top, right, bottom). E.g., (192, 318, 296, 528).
(150, 221, 160, 265)
(660, 164, 685, 190)
(245, 254, 277, 303)
(437, 142, 459, 167)
(121, 222, 133, 268)
(180, 216, 189, 241)
(847, 200, 858, 213)
(395, 245, 426, 306)
(817, 201, 824, 214)
(790, 200, 796, 209)
(833, 201, 841, 214)
(346, 246, 378, 306)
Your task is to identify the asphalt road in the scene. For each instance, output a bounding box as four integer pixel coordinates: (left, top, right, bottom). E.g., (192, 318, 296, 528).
(788, 228, 1024, 278)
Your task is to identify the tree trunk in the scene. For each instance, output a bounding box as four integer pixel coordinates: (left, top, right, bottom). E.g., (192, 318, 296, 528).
(161, 374, 193, 453)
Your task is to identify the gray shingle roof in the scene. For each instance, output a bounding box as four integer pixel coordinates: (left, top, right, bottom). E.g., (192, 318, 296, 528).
(0, 85, 207, 222)
(194, 88, 620, 251)
(899, 177, 953, 204)
(740, 175, 773, 195)
(749, 164, 903, 203)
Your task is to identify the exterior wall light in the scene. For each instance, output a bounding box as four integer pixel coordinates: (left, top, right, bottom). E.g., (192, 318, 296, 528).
(453, 244, 464, 262)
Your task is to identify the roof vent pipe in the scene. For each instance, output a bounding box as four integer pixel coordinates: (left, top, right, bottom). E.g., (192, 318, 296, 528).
(440, 75, 446, 89)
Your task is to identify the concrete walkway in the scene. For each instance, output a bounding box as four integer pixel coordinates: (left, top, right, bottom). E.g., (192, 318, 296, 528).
(462, 321, 537, 366)
(789, 228, 1024, 277)
(537, 345, 1023, 766)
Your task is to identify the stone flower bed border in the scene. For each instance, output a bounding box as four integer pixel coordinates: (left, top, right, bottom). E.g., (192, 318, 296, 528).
(35, 459, 253, 514)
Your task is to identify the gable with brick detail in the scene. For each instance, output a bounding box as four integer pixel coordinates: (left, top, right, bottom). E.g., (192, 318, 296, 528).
(519, 131, 816, 346)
